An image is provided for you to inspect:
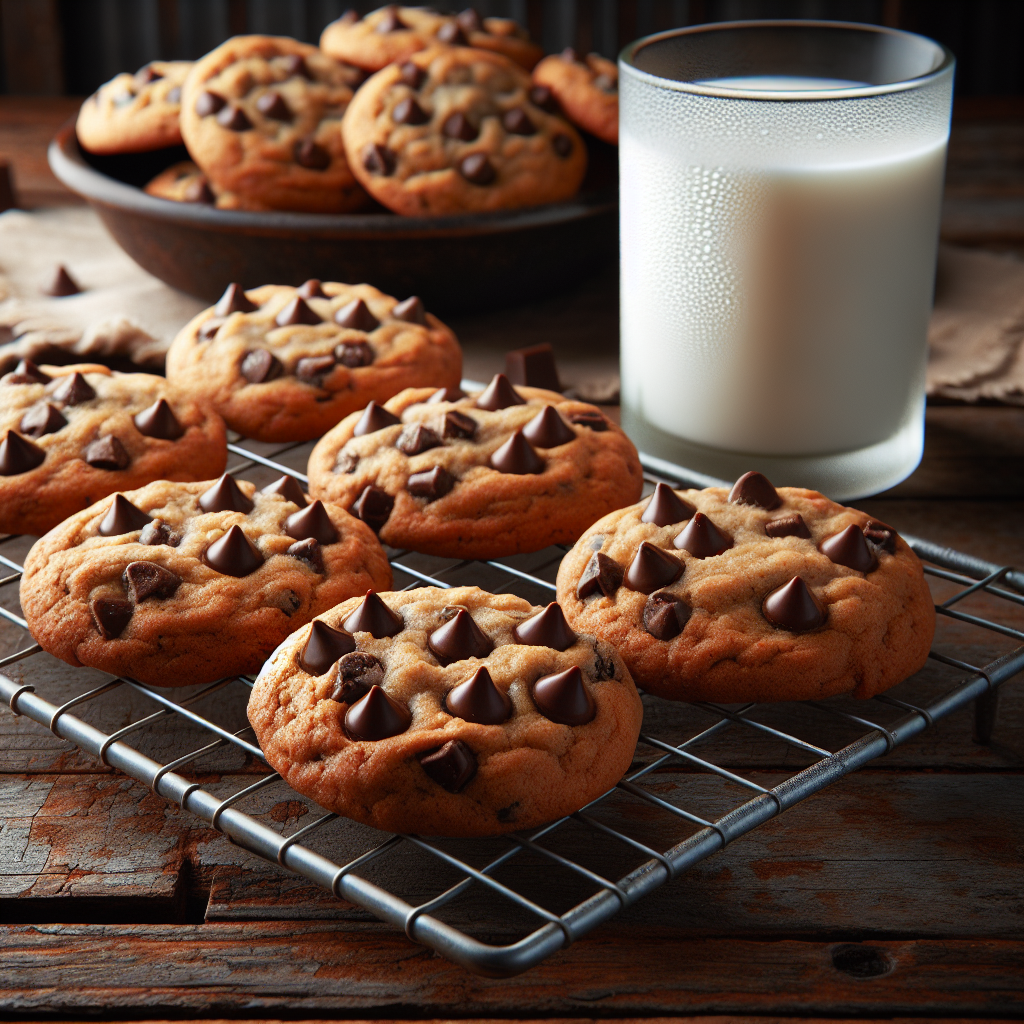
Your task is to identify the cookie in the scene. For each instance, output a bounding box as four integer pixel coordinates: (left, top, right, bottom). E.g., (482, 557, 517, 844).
(143, 161, 272, 210)
(306, 375, 644, 559)
(248, 585, 642, 836)
(0, 362, 227, 537)
(179, 35, 369, 213)
(555, 472, 936, 703)
(76, 61, 191, 154)
(342, 47, 587, 216)
(532, 49, 618, 145)
(20, 473, 392, 687)
(320, 6, 542, 73)
(165, 281, 462, 443)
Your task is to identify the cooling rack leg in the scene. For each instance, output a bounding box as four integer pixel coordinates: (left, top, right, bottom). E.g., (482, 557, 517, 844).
(973, 689, 1000, 745)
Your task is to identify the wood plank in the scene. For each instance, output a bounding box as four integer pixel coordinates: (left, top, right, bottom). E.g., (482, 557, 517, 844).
(0, 96, 81, 207)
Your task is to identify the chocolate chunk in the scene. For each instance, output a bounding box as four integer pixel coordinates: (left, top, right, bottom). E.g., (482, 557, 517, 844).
(396, 422, 442, 456)
(51, 372, 96, 406)
(392, 295, 427, 324)
(134, 398, 184, 440)
(345, 684, 410, 740)
(674, 512, 732, 558)
(476, 373, 525, 411)
(296, 355, 337, 383)
(19, 403, 66, 439)
(199, 317, 225, 341)
(419, 739, 477, 792)
(407, 465, 455, 501)
(399, 61, 426, 89)
(442, 111, 477, 141)
(199, 473, 253, 514)
(820, 524, 877, 573)
(489, 430, 544, 474)
(122, 560, 182, 602)
(330, 651, 385, 704)
(561, 47, 580, 62)
(393, 96, 429, 124)
(513, 602, 577, 650)
(46, 265, 81, 297)
(428, 608, 493, 663)
(375, 5, 405, 32)
(459, 153, 495, 185)
(0, 430, 45, 475)
(577, 550, 623, 599)
(335, 341, 374, 368)
(529, 84, 559, 113)
(505, 342, 560, 391)
(167, 86, 182, 103)
(214, 282, 257, 316)
(294, 139, 330, 170)
(5, 359, 51, 385)
(643, 591, 691, 641)
(343, 590, 404, 638)
(503, 108, 536, 135)
(287, 537, 323, 572)
(261, 474, 307, 507)
(437, 20, 468, 44)
(765, 514, 810, 539)
(275, 296, 322, 326)
(729, 470, 782, 511)
(99, 493, 152, 536)
(335, 298, 380, 331)
(625, 541, 683, 593)
(91, 596, 133, 640)
(297, 279, 327, 299)
(553, 133, 573, 158)
(522, 406, 575, 448)
(204, 524, 263, 577)
(440, 410, 477, 439)
(136, 65, 163, 84)
(217, 104, 252, 131)
(353, 401, 400, 436)
(195, 90, 226, 117)
(256, 90, 291, 120)
(864, 520, 898, 554)
(84, 435, 130, 470)
(568, 410, 607, 431)
(285, 500, 339, 544)
(240, 349, 283, 384)
(533, 665, 595, 726)
(139, 519, 180, 547)
(281, 53, 312, 78)
(762, 576, 827, 632)
(350, 485, 394, 533)
(301, 619, 356, 675)
(427, 386, 465, 403)
(362, 143, 396, 175)
(641, 483, 696, 527)
(182, 178, 215, 204)
(446, 666, 511, 724)
(334, 450, 359, 474)
(456, 7, 482, 32)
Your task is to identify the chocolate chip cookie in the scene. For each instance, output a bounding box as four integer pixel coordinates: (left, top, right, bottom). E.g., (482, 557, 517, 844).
(76, 61, 191, 154)
(179, 35, 369, 213)
(248, 585, 642, 836)
(342, 47, 587, 216)
(21, 473, 393, 687)
(306, 375, 643, 558)
(320, 6, 543, 73)
(0, 362, 227, 537)
(555, 472, 935, 703)
(532, 49, 618, 145)
(165, 281, 462, 443)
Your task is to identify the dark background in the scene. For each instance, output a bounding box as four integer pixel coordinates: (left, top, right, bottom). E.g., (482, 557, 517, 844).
(0, 0, 1020, 97)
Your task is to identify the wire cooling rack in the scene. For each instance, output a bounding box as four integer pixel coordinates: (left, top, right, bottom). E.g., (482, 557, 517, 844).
(1, 430, 1022, 977)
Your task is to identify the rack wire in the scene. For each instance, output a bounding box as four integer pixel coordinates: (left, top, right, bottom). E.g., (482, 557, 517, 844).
(1, 430, 1021, 977)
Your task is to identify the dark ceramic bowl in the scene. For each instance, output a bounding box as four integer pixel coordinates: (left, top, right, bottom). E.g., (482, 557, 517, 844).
(48, 123, 618, 314)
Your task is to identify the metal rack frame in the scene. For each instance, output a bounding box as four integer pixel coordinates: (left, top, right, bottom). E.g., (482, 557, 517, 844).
(2, 438, 1022, 977)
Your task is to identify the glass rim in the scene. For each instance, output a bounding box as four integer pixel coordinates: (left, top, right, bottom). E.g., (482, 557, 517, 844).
(619, 19, 956, 101)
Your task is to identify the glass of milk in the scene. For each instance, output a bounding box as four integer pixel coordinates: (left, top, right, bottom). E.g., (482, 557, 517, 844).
(619, 21, 954, 499)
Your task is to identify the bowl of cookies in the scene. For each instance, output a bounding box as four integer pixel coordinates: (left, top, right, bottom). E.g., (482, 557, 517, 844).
(49, 7, 620, 314)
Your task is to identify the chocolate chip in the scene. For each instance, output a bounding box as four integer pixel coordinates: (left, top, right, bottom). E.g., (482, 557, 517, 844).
(674, 512, 732, 558)
(122, 560, 182, 602)
(765, 514, 810, 539)
(625, 542, 683, 593)
(99, 493, 152, 536)
(353, 401, 400, 436)
(577, 550, 622, 599)
(91, 596, 133, 639)
(199, 473, 253, 514)
(399, 62, 426, 89)
(729, 470, 782, 511)
(362, 143, 396, 175)
(281, 53, 312, 79)
(167, 86, 182, 103)
(475, 373, 525, 411)
(521, 406, 575, 448)
(553, 133, 573, 158)
(396, 422, 442, 456)
(343, 590, 404, 638)
(375, 5, 405, 33)
(561, 46, 580, 62)
(427, 386, 465, 403)
(0, 430, 45, 476)
(182, 178, 215, 204)
(456, 7, 482, 32)
(46, 265, 81, 296)
(261, 474, 307, 507)
(643, 591, 691, 641)
(407, 465, 455, 501)
(641, 483, 696, 527)
(214, 282, 257, 316)
(335, 298, 380, 331)
(594, 73, 617, 92)
(419, 739, 477, 792)
(529, 85, 559, 113)
(393, 96, 429, 124)
(440, 410, 477, 439)
(820, 524, 877, 573)
(276, 296, 322, 326)
(533, 665, 595, 725)
(513, 602, 576, 650)
(294, 139, 330, 170)
(134, 398, 184, 440)
(864, 520, 898, 554)
(240, 349, 283, 384)
(139, 519, 180, 547)
(5, 359, 51, 385)
(428, 608, 493, 663)
(505, 342, 560, 391)
(330, 651, 384, 704)
(199, 317, 225, 341)
(287, 537, 323, 572)
(256, 90, 291, 120)
(335, 341, 374, 368)
(296, 355, 337, 383)
(446, 666, 511, 724)
(489, 430, 543, 474)
(285, 500, 339, 544)
(204, 524, 263, 577)
(136, 65, 164, 84)
(334, 450, 359, 474)
(297, 279, 327, 299)
(503, 108, 536, 135)
(442, 111, 477, 141)
(195, 90, 226, 117)
(301, 619, 356, 675)
(19, 403, 66, 439)
(568, 410, 607, 431)
(762, 576, 827, 632)
(437, 20, 468, 44)
(392, 296, 427, 324)
(350, 485, 393, 532)
(345, 684, 411, 740)
(217, 104, 252, 131)
(459, 153, 495, 185)
(84, 435, 130, 470)
(51, 372, 95, 406)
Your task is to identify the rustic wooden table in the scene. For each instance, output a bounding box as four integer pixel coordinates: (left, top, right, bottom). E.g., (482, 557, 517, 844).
(1, 98, 1021, 1019)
